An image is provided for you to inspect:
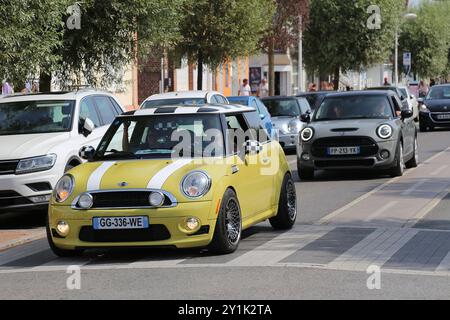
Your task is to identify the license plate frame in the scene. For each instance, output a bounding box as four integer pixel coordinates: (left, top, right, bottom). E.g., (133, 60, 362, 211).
(437, 114, 450, 120)
(327, 146, 361, 156)
(92, 216, 149, 230)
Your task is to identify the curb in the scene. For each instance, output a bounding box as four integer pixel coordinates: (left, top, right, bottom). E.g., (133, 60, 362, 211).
(0, 229, 46, 252)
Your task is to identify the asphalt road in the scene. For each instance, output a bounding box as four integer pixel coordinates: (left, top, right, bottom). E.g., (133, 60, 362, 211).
(1, 127, 450, 300)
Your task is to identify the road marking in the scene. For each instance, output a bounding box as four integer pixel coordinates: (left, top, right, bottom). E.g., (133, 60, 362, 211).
(431, 165, 448, 176)
(317, 147, 450, 225)
(436, 252, 450, 272)
(363, 201, 398, 222)
(400, 179, 429, 196)
(403, 188, 450, 228)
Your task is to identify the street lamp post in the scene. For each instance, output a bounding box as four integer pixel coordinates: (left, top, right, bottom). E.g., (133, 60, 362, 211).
(298, 15, 303, 94)
(395, 13, 417, 86)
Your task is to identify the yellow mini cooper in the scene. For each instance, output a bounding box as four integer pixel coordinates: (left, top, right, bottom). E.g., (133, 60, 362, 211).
(47, 105, 297, 256)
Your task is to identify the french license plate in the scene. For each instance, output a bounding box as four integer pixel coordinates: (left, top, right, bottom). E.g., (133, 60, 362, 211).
(437, 114, 450, 120)
(327, 146, 360, 155)
(93, 216, 149, 230)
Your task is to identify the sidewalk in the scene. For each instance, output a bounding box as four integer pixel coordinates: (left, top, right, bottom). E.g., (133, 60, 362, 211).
(0, 228, 46, 252)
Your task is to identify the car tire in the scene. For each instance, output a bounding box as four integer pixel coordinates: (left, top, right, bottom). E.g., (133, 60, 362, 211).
(389, 143, 405, 177)
(405, 137, 419, 168)
(269, 174, 297, 230)
(208, 189, 242, 255)
(46, 217, 84, 258)
(297, 164, 314, 181)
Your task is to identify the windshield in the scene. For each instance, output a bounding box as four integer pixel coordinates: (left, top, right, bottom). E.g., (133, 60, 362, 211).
(399, 88, 408, 98)
(95, 114, 225, 160)
(426, 86, 450, 100)
(142, 98, 207, 108)
(313, 95, 393, 121)
(263, 99, 301, 117)
(0, 100, 75, 135)
(227, 98, 249, 106)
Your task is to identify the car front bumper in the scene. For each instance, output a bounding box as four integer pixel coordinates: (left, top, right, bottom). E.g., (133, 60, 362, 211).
(278, 133, 299, 150)
(419, 111, 450, 128)
(297, 139, 398, 170)
(49, 201, 217, 250)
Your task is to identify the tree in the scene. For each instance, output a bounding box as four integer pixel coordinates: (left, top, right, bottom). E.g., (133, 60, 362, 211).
(304, 0, 404, 90)
(52, 0, 185, 90)
(0, 0, 68, 90)
(260, 0, 309, 96)
(399, 1, 450, 79)
(176, 0, 274, 90)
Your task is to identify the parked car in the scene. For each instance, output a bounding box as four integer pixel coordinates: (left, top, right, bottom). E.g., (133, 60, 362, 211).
(262, 96, 312, 150)
(297, 91, 418, 180)
(0, 90, 125, 213)
(297, 91, 334, 110)
(418, 84, 450, 132)
(47, 105, 296, 256)
(141, 91, 229, 108)
(227, 96, 274, 138)
(398, 86, 419, 121)
(366, 86, 409, 111)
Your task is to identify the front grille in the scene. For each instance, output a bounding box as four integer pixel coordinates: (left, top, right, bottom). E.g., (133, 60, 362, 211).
(312, 136, 378, 157)
(315, 159, 375, 168)
(0, 160, 18, 175)
(430, 113, 450, 122)
(0, 190, 32, 207)
(89, 191, 174, 209)
(79, 225, 171, 242)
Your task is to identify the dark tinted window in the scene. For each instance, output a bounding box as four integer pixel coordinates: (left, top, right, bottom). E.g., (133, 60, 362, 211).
(109, 97, 123, 114)
(263, 99, 301, 117)
(94, 96, 117, 125)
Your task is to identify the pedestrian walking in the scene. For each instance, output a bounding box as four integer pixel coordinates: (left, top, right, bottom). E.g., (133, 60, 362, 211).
(309, 83, 317, 92)
(418, 80, 429, 98)
(257, 78, 269, 98)
(239, 79, 251, 96)
(1, 79, 14, 96)
(383, 77, 391, 86)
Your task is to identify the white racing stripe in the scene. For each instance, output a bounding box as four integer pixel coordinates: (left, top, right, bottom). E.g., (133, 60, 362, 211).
(147, 159, 193, 189)
(86, 162, 116, 191)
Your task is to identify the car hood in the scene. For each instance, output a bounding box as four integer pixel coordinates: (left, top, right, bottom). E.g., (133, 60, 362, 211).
(63, 158, 227, 204)
(271, 116, 302, 132)
(0, 132, 71, 160)
(308, 119, 394, 140)
(424, 99, 450, 112)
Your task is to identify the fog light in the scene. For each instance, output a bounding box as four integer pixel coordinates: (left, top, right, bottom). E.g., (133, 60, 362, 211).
(29, 194, 51, 203)
(149, 192, 165, 207)
(380, 150, 390, 160)
(185, 217, 200, 231)
(78, 193, 93, 209)
(56, 221, 70, 237)
(302, 153, 311, 161)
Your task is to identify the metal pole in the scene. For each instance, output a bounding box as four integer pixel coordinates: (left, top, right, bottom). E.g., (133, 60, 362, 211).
(395, 28, 399, 86)
(298, 15, 303, 93)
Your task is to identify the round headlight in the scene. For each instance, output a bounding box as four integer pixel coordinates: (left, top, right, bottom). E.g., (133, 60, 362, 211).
(420, 104, 430, 112)
(181, 171, 211, 199)
(149, 192, 165, 207)
(185, 217, 200, 231)
(377, 124, 393, 139)
(55, 175, 74, 203)
(78, 193, 93, 209)
(300, 127, 314, 142)
(56, 221, 70, 237)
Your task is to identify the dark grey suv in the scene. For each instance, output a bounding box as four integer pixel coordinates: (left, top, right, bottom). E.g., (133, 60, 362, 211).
(297, 91, 418, 180)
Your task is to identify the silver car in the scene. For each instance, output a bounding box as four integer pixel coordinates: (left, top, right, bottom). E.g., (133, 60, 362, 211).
(262, 96, 312, 150)
(297, 91, 418, 180)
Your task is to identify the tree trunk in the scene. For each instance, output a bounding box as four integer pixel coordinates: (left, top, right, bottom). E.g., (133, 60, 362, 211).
(197, 51, 203, 91)
(39, 72, 52, 92)
(268, 38, 275, 96)
(333, 67, 340, 91)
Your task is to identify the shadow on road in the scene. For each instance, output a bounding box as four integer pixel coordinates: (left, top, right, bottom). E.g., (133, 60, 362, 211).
(0, 210, 46, 230)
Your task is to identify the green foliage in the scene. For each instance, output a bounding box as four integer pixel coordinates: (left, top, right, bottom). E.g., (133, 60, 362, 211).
(304, 0, 404, 76)
(399, 1, 450, 78)
(176, 0, 275, 68)
(0, 0, 69, 86)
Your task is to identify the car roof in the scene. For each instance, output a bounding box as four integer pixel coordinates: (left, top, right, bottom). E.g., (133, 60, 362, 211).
(0, 89, 113, 103)
(143, 91, 223, 101)
(123, 104, 256, 117)
(324, 90, 393, 98)
(297, 91, 334, 96)
(261, 96, 298, 101)
(367, 86, 399, 91)
(430, 84, 450, 88)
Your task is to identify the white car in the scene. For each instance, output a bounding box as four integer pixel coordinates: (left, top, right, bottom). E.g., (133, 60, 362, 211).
(0, 90, 125, 213)
(140, 91, 229, 108)
(399, 86, 419, 121)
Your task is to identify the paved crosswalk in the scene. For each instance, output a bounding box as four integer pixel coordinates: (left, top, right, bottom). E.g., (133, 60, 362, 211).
(1, 224, 450, 277)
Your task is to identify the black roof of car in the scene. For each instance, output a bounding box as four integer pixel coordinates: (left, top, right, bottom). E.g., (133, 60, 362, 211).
(261, 96, 299, 101)
(324, 90, 394, 98)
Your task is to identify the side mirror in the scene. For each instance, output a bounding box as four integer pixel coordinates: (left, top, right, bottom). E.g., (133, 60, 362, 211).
(260, 114, 266, 120)
(300, 113, 311, 123)
(80, 118, 95, 137)
(401, 109, 414, 119)
(79, 146, 96, 161)
(417, 98, 424, 104)
(244, 140, 263, 155)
